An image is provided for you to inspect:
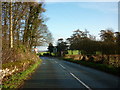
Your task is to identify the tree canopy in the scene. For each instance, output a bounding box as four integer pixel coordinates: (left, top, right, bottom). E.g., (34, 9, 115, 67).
(66, 29, 119, 55)
(2, 2, 53, 50)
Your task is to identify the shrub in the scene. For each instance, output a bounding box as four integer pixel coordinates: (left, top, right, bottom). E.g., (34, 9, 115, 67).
(63, 58, 119, 76)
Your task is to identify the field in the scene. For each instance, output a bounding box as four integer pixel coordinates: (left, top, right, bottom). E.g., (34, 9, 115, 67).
(67, 50, 79, 55)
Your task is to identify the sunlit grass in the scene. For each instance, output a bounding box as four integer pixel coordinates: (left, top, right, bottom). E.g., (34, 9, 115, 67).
(67, 50, 79, 55)
(38, 52, 55, 56)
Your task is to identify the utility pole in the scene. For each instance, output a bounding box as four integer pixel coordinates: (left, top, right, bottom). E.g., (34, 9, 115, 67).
(10, 0, 13, 48)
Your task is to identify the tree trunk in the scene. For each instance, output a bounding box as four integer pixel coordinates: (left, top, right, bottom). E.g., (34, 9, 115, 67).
(78, 50, 81, 55)
(71, 50, 73, 55)
(107, 55, 110, 65)
(9, 1, 13, 48)
(23, 6, 33, 47)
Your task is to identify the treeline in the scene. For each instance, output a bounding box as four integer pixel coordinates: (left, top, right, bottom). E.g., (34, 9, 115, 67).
(48, 29, 120, 57)
(2, 2, 52, 50)
(66, 29, 120, 55)
(2, 2, 52, 63)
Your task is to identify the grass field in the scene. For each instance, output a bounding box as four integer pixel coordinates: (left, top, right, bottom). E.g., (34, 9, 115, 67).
(67, 50, 79, 55)
(38, 52, 48, 55)
(67, 50, 102, 55)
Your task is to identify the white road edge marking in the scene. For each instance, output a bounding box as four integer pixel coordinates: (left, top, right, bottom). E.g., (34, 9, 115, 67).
(59, 64, 66, 69)
(70, 72, 92, 90)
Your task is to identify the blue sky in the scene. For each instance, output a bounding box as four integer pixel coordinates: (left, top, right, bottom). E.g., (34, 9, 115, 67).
(44, 2, 118, 46)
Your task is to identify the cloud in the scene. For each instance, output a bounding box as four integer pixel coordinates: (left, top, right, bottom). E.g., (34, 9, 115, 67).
(77, 2, 118, 14)
(45, 2, 58, 5)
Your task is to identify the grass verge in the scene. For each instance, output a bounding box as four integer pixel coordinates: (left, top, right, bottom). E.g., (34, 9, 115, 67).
(63, 58, 120, 76)
(2, 59, 42, 88)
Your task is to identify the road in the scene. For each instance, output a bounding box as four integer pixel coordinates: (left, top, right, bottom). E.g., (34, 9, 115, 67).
(22, 57, 120, 89)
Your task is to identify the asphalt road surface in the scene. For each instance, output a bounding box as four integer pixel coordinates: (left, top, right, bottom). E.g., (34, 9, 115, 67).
(22, 57, 120, 89)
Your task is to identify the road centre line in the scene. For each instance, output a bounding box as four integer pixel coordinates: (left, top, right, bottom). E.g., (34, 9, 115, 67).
(55, 61, 58, 63)
(70, 72, 92, 90)
(59, 64, 66, 69)
(59, 63, 92, 90)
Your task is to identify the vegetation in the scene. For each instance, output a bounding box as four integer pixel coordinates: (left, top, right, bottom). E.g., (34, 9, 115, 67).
(2, 59, 42, 88)
(48, 29, 120, 75)
(2, 2, 52, 50)
(1, 45, 42, 88)
(2, 1, 52, 88)
(48, 43, 54, 55)
(47, 29, 119, 59)
(47, 38, 68, 57)
(56, 38, 68, 56)
(1, 1, 119, 88)
(63, 58, 120, 76)
(2, 2, 53, 64)
(66, 29, 120, 55)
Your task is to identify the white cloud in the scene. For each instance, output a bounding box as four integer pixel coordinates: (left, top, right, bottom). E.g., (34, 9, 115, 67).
(77, 2, 118, 14)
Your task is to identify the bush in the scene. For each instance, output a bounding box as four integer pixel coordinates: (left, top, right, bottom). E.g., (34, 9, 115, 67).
(37, 53, 41, 56)
(2, 59, 42, 88)
(63, 58, 119, 76)
(43, 53, 51, 56)
(17, 45, 27, 53)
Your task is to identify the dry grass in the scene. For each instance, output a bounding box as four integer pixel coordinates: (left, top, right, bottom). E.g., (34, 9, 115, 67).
(2, 45, 40, 80)
(2, 45, 39, 64)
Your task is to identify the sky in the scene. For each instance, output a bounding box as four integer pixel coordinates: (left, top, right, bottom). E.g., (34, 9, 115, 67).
(43, 2, 118, 46)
